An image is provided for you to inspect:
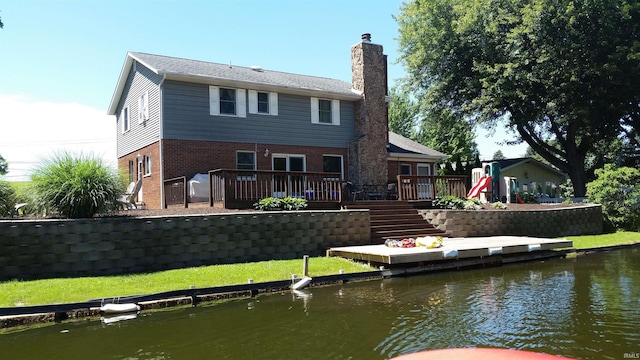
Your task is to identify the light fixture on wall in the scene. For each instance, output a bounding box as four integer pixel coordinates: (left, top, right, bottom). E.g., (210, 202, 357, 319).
(264, 148, 270, 157)
(136, 153, 142, 162)
(524, 171, 529, 179)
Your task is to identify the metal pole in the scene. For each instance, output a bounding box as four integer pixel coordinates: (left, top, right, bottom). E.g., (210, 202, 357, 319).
(302, 255, 309, 277)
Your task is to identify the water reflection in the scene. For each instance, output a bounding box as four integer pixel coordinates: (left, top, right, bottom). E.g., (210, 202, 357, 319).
(0, 248, 638, 360)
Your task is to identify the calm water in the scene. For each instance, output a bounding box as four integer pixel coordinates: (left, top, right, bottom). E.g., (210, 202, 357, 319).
(2, 248, 639, 360)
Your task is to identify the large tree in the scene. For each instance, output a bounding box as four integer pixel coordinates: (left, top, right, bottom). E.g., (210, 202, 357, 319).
(396, 0, 640, 196)
(388, 86, 418, 139)
(0, 154, 7, 175)
(414, 106, 479, 175)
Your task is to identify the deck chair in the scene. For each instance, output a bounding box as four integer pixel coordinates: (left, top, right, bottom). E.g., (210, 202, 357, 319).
(118, 180, 142, 210)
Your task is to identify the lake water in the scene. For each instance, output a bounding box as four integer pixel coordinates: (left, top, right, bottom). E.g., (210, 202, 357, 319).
(1, 248, 638, 360)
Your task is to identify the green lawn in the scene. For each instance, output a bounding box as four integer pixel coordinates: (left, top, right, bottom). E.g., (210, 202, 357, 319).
(565, 231, 640, 250)
(0, 257, 375, 307)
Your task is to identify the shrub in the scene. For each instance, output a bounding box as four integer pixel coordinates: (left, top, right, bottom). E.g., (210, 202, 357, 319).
(31, 152, 124, 218)
(434, 196, 482, 210)
(0, 180, 17, 216)
(254, 197, 308, 211)
(586, 164, 640, 231)
(491, 201, 508, 210)
(518, 192, 538, 204)
(253, 197, 282, 211)
(281, 197, 307, 210)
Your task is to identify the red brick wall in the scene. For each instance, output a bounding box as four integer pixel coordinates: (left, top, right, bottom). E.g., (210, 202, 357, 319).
(114, 139, 350, 209)
(117, 142, 161, 209)
(161, 139, 350, 180)
(388, 160, 435, 182)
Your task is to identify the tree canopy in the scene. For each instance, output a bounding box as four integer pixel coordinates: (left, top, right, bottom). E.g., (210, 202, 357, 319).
(0, 154, 7, 176)
(396, 0, 640, 196)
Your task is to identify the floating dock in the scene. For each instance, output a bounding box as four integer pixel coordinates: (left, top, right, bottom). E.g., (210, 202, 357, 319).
(327, 236, 573, 266)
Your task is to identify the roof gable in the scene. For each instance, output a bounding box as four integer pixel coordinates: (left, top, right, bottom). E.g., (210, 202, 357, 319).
(108, 52, 360, 114)
(493, 157, 567, 178)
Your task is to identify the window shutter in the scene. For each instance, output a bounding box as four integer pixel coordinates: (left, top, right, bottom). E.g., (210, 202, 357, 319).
(143, 91, 149, 120)
(237, 88, 246, 118)
(248, 90, 258, 114)
(121, 108, 125, 133)
(310, 97, 319, 124)
(332, 99, 340, 126)
(138, 96, 144, 124)
(209, 86, 220, 116)
(269, 92, 278, 116)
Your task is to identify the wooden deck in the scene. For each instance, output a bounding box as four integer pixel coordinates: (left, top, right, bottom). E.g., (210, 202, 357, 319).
(327, 236, 573, 265)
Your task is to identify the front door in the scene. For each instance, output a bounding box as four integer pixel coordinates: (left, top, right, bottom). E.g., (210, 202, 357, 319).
(272, 155, 306, 197)
(417, 164, 431, 199)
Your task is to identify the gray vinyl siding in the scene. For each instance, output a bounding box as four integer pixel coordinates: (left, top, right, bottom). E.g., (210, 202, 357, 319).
(162, 81, 355, 148)
(115, 62, 162, 158)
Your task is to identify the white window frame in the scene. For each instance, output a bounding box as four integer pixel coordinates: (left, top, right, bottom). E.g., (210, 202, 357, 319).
(400, 164, 412, 175)
(310, 98, 340, 125)
(209, 86, 246, 118)
(236, 151, 256, 180)
(322, 155, 344, 180)
(138, 92, 149, 124)
(143, 154, 151, 176)
(249, 90, 278, 116)
(121, 106, 130, 133)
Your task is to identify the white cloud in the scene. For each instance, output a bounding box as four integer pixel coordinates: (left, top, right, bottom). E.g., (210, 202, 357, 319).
(0, 94, 117, 181)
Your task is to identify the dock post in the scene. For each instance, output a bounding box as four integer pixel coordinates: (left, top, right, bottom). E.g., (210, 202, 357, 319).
(302, 255, 309, 277)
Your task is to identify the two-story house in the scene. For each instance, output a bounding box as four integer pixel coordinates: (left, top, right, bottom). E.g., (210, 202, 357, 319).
(107, 34, 447, 209)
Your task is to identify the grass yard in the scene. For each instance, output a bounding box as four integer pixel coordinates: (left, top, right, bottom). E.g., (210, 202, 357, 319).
(0, 257, 375, 308)
(565, 231, 640, 250)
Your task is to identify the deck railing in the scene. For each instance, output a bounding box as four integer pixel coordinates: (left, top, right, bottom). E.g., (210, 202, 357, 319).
(163, 176, 188, 208)
(208, 169, 343, 208)
(397, 175, 467, 201)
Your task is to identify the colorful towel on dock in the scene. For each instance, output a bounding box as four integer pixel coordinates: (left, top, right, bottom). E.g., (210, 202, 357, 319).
(385, 236, 444, 249)
(385, 238, 416, 248)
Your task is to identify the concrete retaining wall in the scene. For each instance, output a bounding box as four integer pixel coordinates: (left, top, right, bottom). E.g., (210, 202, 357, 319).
(419, 204, 602, 238)
(0, 210, 371, 281)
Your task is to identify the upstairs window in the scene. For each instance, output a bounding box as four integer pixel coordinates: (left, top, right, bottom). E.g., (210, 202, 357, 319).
(210, 86, 246, 117)
(138, 92, 149, 123)
(310, 98, 340, 125)
(248, 90, 278, 115)
(257, 92, 269, 113)
(121, 106, 130, 133)
(220, 88, 236, 115)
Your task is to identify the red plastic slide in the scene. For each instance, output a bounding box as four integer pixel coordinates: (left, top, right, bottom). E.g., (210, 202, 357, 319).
(467, 176, 492, 198)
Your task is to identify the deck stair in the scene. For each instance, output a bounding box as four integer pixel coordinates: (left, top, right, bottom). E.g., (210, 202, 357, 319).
(343, 201, 448, 243)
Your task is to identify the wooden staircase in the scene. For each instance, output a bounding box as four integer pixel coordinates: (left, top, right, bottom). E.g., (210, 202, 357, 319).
(343, 201, 448, 243)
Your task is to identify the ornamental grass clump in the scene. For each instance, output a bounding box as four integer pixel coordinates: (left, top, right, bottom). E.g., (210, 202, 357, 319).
(31, 152, 124, 218)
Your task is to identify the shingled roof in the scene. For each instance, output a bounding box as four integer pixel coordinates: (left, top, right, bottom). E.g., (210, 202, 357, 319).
(388, 131, 448, 160)
(108, 52, 360, 114)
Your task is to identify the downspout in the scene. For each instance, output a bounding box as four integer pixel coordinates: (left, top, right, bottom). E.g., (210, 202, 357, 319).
(158, 73, 166, 209)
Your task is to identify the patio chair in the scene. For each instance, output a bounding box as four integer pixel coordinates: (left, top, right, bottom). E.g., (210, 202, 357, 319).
(118, 180, 142, 210)
(345, 181, 364, 201)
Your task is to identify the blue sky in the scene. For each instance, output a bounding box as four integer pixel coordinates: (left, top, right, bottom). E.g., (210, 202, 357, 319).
(0, 0, 526, 181)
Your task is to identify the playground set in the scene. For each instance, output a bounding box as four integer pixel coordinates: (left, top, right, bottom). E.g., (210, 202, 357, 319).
(467, 162, 524, 203)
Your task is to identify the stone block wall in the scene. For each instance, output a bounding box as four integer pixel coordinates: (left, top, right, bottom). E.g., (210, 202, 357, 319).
(0, 210, 370, 281)
(419, 205, 602, 238)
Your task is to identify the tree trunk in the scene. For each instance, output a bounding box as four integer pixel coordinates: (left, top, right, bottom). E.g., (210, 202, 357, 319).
(565, 152, 588, 198)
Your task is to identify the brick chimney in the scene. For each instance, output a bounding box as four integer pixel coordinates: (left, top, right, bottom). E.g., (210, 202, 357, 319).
(349, 33, 389, 188)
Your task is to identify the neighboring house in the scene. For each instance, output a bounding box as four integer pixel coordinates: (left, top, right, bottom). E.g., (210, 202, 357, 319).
(494, 157, 568, 198)
(107, 34, 447, 209)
